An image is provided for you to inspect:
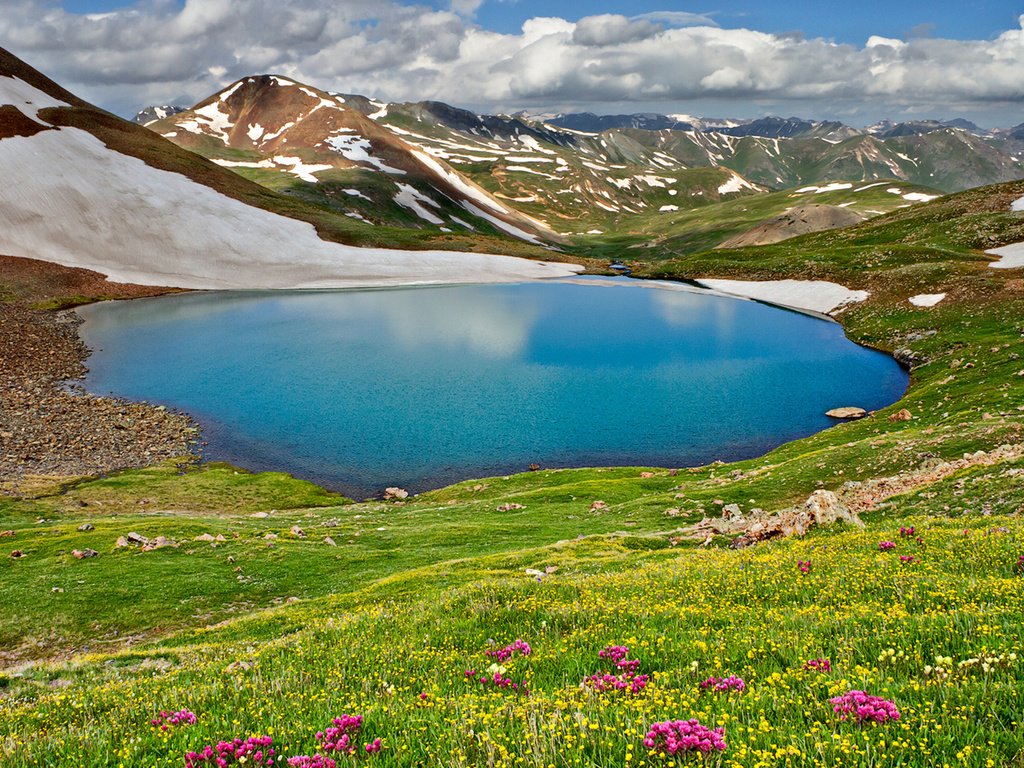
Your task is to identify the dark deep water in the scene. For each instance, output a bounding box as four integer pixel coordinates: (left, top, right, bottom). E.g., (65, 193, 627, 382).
(77, 278, 907, 498)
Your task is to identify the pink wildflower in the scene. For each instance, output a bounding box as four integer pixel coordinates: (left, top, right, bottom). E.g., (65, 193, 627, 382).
(699, 674, 745, 693)
(642, 719, 726, 756)
(184, 736, 275, 767)
(485, 639, 532, 662)
(802, 657, 832, 673)
(830, 690, 901, 724)
(288, 757, 337, 768)
(797, 560, 811, 574)
(151, 709, 196, 731)
(878, 541, 896, 551)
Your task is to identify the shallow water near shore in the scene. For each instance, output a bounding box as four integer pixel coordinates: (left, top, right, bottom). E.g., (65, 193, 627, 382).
(77, 278, 907, 498)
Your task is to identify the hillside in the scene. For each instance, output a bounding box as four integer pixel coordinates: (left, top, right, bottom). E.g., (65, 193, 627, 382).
(0, 48, 580, 290)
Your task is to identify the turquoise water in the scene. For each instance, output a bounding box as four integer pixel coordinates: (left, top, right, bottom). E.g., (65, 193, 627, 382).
(77, 279, 907, 498)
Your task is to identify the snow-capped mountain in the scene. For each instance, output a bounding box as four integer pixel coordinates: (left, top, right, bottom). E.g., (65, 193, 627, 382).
(0, 48, 580, 290)
(131, 105, 187, 126)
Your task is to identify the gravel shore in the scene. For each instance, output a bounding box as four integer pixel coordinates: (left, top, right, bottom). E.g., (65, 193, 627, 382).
(0, 257, 200, 492)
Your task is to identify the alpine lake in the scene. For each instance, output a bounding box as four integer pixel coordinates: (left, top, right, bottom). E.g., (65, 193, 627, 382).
(76, 277, 908, 498)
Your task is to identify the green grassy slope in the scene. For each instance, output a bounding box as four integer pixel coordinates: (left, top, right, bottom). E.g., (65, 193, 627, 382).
(1, 179, 1024, 767)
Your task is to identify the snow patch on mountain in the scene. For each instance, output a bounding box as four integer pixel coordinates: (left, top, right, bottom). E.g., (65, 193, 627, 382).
(323, 132, 406, 175)
(909, 293, 946, 307)
(272, 155, 333, 182)
(1011, 195, 1024, 212)
(0, 76, 68, 122)
(696, 278, 869, 315)
(717, 173, 757, 195)
(394, 183, 445, 225)
(0, 126, 580, 288)
(459, 201, 541, 244)
(411, 148, 508, 215)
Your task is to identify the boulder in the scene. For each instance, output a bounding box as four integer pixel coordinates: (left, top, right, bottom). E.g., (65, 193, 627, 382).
(77, 523, 95, 532)
(826, 407, 867, 419)
(72, 548, 99, 559)
(383, 487, 409, 500)
(888, 408, 913, 422)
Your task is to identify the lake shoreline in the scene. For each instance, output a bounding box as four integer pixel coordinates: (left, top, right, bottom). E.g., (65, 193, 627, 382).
(0, 256, 200, 494)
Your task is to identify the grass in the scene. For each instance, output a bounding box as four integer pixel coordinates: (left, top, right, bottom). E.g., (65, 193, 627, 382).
(1, 175, 1024, 765)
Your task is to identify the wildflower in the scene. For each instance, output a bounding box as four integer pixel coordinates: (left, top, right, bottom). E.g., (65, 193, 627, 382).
(485, 639, 532, 662)
(318, 715, 364, 755)
(288, 757, 337, 768)
(364, 739, 382, 754)
(184, 736, 275, 767)
(900, 555, 917, 564)
(642, 719, 726, 756)
(878, 541, 896, 551)
(150, 709, 196, 731)
(830, 690, 901, 723)
(797, 559, 811, 574)
(699, 674, 746, 693)
(899, 526, 915, 537)
(1016, 554, 1024, 573)
(802, 657, 831, 673)
(584, 645, 647, 694)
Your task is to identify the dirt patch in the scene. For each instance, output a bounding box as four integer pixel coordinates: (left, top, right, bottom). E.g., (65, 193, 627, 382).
(717, 204, 865, 249)
(0, 106, 52, 140)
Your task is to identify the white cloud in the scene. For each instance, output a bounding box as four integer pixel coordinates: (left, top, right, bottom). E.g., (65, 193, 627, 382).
(2, 2, 1022, 122)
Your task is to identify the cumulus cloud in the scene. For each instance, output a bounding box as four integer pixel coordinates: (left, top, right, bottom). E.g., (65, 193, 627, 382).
(1, 1, 1022, 121)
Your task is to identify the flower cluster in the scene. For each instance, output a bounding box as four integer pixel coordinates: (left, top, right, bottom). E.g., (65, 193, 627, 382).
(699, 674, 746, 693)
(643, 719, 726, 755)
(878, 541, 896, 551)
(802, 657, 832, 673)
(797, 559, 811, 574)
(900, 555, 917, 564)
(185, 736, 275, 767)
(924, 655, 953, 680)
(878, 647, 906, 664)
(957, 651, 1017, 675)
(150, 709, 196, 731)
(317, 715, 364, 755)
(583, 645, 648, 694)
(830, 690, 901, 723)
(464, 668, 526, 693)
(899, 526, 916, 538)
(485, 639, 532, 662)
(288, 757, 337, 768)
(583, 672, 649, 694)
(1017, 554, 1024, 573)
(598, 644, 641, 674)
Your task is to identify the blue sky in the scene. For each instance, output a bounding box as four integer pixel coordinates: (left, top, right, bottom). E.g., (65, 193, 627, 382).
(11, 0, 1024, 124)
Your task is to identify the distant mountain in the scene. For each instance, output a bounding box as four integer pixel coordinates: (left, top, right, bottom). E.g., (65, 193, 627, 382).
(0, 48, 575, 290)
(714, 116, 860, 142)
(148, 75, 562, 242)
(131, 105, 186, 125)
(546, 112, 693, 133)
(868, 119, 992, 139)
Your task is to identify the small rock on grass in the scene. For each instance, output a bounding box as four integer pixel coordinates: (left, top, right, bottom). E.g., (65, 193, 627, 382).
(826, 407, 867, 419)
(888, 408, 913, 422)
(72, 549, 98, 559)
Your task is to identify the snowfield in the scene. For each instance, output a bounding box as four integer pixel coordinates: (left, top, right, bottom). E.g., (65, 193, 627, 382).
(695, 279, 870, 315)
(0, 125, 581, 289)
(909, 293, 946, 307)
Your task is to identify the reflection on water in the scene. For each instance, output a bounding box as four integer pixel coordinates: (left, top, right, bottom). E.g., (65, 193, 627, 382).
(78, 278, 908, 498)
